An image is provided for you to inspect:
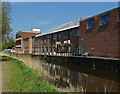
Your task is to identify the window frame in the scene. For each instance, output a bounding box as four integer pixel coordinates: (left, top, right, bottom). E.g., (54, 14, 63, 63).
(100, 14, 110, 26)
(64, 32, 68, 39)
(49, 46, 52, 52)
(42, 47, 44, 52)
(53, 34, 56, 40)
(58, 34, 61, 40)
(53, 47, 56, 52)
(46, 46, 48, 52)
(87, 19, 95, 29)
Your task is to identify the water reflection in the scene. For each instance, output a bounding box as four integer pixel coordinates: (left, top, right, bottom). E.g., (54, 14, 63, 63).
(42, 61, 119, 92)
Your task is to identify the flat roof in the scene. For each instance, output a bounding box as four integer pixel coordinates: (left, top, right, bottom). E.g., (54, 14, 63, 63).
(16, 30, 41, 34)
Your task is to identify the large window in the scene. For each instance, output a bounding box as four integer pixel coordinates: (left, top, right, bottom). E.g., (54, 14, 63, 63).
(70, 30, 75, 37)
(101, 14, 110, 26)
(119, 11, 120, 22)
(64, 32, 68, 39)
(87, 19, 94, 29)
(53, 34, 56, 40)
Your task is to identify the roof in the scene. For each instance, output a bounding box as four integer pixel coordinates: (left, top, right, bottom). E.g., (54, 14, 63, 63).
(16, 30, 41, 34)
(35, 19, 79, 37)
(81, 7, 120, 21)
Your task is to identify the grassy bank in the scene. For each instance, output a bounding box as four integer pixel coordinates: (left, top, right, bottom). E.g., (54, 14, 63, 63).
(2, 56, 57, 92)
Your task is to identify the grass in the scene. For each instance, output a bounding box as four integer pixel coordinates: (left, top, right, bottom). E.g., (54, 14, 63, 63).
(2, 56, 57, 92)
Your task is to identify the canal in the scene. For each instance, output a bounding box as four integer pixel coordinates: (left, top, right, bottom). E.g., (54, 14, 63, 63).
(40, 57, 120, 92)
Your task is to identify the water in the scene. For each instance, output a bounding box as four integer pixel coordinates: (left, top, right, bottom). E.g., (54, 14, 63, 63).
(42, 60, 120, 92)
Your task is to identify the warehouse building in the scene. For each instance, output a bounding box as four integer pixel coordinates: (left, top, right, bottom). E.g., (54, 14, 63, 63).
(16, 7, 120, 58)
(79, 7, 120, 57)
(33, 19, 80, 56)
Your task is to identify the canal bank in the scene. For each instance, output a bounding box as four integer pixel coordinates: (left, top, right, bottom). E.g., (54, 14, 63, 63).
(2, 53, 120, 92)
(31, 54, 120, 71)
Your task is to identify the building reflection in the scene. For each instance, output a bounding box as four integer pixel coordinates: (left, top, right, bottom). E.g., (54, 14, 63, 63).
(42, 62, 119, 92)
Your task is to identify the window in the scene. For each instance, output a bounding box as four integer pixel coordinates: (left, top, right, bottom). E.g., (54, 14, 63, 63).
(77, 29, 79, 36)
(42, 37, 44, 42)
(87, 19, 94, 29)
(38, 37, 41, 41)
(16, 40, 21, 45)
(35, 38, 38, 42)
(49, 35, 52, 40)
(46, 46, 48, 52)
(53, 47, 56, 52)
(42, 47, 44, 52)
(63, 46, 68, 52)
(57, 45, 61, 52)
(36, 47, 38, 51)
(16, 32, 21, 38)
(49, 46, 52, 52)
(101, 14, 110, 26)
(45, 36, 48, 40)
(70, 30, 75, 37)
(58, 34, 61, 40)
(64, 32, 68, 39)
(119, 11, 120, 22)
(53, 34, 56, 40)
(39, 47, 41, 51)
(34, 47, 36, 51)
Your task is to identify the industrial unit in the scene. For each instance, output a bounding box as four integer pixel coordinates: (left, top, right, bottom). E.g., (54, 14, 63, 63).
(15, 7, 120, 58)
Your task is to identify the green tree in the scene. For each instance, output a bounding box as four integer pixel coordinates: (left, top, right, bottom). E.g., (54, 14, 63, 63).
(2, 1, 15, 50)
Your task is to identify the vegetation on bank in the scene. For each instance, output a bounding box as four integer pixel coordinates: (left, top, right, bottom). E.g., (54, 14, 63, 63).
(2, 56, 57, 92)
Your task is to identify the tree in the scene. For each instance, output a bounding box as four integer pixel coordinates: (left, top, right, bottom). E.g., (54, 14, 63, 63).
(2, 1, 15, 50)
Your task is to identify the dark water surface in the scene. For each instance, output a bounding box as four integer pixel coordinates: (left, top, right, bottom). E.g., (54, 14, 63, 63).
(41, 60, 120, 92)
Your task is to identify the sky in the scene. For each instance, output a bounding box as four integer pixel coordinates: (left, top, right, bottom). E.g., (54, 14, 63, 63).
(10, 2, 119, 38)
(7, 0, 120, 2)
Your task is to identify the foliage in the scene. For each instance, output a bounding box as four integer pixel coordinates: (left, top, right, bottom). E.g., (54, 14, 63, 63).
(2, 1, 15, 50)
(2, 38, 15, 50)
(2, 56, 57, 92)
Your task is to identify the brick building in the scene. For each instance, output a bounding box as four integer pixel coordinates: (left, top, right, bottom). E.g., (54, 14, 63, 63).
(18, 7, 120, 58)
(79, 7, 120, 57)
(15, 29, 41, 53)
(33, 19, 80, 56)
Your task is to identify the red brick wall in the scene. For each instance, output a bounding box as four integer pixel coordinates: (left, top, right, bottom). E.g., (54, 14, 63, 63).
(33, 27, 79, 54)
(79, 8, 120, 57)
(21, 32, 41, 38)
